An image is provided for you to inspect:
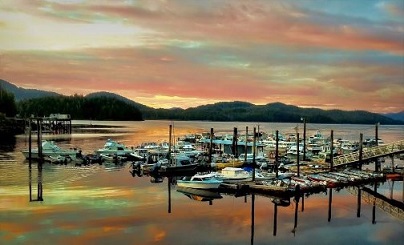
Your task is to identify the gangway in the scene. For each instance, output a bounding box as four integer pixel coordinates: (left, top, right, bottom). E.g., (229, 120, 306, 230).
(333, 140, 404, 167)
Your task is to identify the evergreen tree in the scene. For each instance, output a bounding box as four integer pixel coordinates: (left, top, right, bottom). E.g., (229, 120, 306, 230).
(0, 85, 17, 117)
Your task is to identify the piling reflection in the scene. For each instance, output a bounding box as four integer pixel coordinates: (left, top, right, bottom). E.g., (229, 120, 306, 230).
(328, 187, 333, 222)
(251, 193, 255, 245)
(28, 160, 43, 202)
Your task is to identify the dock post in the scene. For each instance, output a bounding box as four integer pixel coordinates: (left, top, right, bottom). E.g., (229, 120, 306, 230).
(28, 118, 32, 162)
(275, 130, 279, 179)
(168, 125, 172, 164)
(375, 123, 379, 172)
(252, 127, 256, 181)
(302, 117, 306, 161)
(209, 128, 213, 164)
(330, 130, 334, 171)
(297, 133, 300, 177)
(359, 133, 363, 170)
(37, 119, 41, 159)
(232, 127, 238, 157)
(244, 126, 248, 162)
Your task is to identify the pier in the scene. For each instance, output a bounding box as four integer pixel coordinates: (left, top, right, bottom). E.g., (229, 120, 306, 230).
(26, 114, 72, 134)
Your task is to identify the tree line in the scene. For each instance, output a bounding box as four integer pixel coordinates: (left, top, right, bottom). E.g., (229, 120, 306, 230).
(0, 88, 143, 121)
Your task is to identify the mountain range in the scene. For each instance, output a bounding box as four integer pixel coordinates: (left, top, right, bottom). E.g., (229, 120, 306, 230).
(1, 79, 403, 124)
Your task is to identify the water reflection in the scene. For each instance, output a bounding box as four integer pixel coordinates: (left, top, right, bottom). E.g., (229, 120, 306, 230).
(28, 161, 43, 202)
(2, 121, 403, 244)
(0, 135, 16, 151)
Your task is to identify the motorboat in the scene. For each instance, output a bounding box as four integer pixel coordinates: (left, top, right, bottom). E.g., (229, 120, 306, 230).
(162, 154, 200, 172)
(177, 173, 223, 189)
(22, 140, 80, 160)
(215, 167, 252, 183)
(95, 139, 134, 156)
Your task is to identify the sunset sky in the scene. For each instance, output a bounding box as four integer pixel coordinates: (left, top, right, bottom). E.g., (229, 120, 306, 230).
(0, 0, 403, 113)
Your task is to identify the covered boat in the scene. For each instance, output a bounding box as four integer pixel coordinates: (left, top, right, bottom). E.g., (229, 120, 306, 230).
(177, 173, 223, 189)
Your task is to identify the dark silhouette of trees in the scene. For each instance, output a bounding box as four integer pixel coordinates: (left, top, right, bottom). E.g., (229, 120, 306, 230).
(0, 86, 17, 117)
(17, 95, 143, 121)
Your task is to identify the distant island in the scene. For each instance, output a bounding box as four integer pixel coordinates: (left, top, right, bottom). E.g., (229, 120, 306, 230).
(1, 79, 403, 125)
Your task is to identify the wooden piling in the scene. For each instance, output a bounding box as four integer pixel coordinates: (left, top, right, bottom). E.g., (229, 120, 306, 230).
(232, 127, 238, 156)
(275, 130, 279, 179)
(375, 123, 379, 172)
(330, 130, 334, 171)
(168, 125, 172, 164)
(244, 126, 248, 162)
(359, 133, 363, 170)
(209, 128, 213, 164)
(297, 133, 300, 177)
(252, 127, 256, 181)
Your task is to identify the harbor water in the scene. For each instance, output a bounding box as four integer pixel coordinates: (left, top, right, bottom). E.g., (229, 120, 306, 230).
(0, 120, 403, 245)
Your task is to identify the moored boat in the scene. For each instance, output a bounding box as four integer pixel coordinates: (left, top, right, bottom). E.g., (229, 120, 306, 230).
(177, 173, 223, 189)
(215, 167, 252, 183)
(22, 140, 81, 160)
(95, 139, 134, 156)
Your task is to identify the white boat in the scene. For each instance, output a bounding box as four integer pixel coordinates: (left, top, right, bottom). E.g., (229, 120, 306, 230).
(215, 167, 252, 183)
(22, 140, 80, 160)
(177, 173, 223, 189)
(95, 139, 134, 156)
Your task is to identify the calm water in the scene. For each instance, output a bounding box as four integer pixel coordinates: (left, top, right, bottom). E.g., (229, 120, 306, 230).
(0, 120, 403, 245)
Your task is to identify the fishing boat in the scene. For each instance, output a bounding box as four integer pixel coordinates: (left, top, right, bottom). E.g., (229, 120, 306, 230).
(95, 139, 134, 156)
(177, 173, 223, 189)
(22, 140, 80, 160)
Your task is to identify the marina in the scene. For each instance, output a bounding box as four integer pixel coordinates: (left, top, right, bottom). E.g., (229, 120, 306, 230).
(1, 120, 403, 245)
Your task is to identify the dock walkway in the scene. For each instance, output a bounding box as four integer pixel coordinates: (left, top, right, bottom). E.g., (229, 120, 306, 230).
(333, 140, 404, 167)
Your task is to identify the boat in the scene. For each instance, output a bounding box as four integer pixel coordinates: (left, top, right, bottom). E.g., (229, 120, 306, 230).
(95, 139, 134, 156)
(22, 140, 80, 160)
(162, 154, 200, 173)
(215, 167, 252, 183)
(177, 173, 223, 189)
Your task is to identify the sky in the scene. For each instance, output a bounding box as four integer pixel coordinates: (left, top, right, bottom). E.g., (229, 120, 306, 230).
(0, 0, 403, 113)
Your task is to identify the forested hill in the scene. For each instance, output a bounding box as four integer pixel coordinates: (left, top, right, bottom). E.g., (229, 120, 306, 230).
(1, 79, 402, 124)
(141, 101, 402, 125)
(18, 95, 143, 121)
(85, 92, 402, 124)
(0, 79, 60, 100)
